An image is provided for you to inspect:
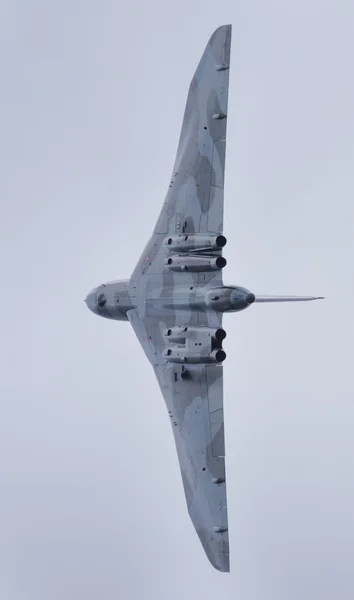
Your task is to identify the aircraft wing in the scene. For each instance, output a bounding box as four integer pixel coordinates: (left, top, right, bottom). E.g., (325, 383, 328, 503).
(130, 24, 231, 285)
(128, 309, 229, 572)
(127, 24, 232, 571)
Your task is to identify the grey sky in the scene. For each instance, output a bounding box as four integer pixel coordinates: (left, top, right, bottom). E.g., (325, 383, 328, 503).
(1, 1, 354, 598)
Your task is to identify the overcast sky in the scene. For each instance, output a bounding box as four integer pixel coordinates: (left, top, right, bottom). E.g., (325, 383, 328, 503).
(1, 1, 354, 599)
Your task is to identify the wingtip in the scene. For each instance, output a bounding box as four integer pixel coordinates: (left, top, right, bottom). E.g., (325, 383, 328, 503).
(209, 553, 230, 573)
(212, 23, 232, 36)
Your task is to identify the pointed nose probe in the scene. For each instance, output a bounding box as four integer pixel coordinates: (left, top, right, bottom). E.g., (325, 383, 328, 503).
(254, 295, 325, 303)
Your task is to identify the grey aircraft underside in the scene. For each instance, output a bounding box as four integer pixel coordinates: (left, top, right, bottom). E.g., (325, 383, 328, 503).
(85, 24, 323, 572)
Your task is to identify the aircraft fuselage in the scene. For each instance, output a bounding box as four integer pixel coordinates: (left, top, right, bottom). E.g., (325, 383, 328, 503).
(85, 280, 256, 321)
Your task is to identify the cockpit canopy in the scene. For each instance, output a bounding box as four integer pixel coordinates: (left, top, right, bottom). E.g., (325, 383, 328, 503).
(96, 292, 107, 307)
(86, 278, 133, 321)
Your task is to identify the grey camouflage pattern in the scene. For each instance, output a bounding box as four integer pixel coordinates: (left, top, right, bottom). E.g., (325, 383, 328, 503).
(85, 24, 323, 572)
(128, 25, 231, 571)
(86, 25, 233, 572)
(126, 25, 232, 571)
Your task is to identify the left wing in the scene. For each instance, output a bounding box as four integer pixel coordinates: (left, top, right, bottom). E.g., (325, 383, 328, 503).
(128, 309, 229, 572)
(130, 24, 231, 287)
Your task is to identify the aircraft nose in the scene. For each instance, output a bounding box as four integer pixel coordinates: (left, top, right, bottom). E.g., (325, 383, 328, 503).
(246, 292, 255, 304)
(85, 290, 98, 314)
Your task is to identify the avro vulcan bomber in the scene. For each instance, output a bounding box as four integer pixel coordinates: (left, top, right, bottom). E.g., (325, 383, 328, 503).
(86, 25, 323, 572)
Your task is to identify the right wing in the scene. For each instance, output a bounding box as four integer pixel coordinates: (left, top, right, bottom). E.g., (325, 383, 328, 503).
(128, 309, 229, 572)
(130, 24, 231, 286)
(154, 361, 229, 573)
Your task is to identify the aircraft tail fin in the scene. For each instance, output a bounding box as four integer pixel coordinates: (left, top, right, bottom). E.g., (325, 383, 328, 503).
(254, 295, 324, 303)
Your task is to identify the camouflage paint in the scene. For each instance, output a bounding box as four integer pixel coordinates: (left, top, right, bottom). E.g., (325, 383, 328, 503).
(85, 24, 323, 572)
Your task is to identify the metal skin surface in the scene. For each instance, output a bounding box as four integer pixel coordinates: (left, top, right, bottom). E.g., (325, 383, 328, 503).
(85, 25, 323, 572)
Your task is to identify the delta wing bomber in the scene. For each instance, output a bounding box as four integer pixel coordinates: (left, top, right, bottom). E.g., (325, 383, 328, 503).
(85, 24, 323, 572)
